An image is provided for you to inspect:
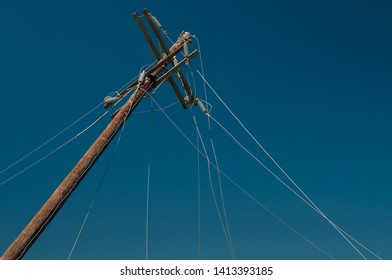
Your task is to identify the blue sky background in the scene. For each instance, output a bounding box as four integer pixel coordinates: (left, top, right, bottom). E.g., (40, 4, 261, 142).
(0, 0, 391, 260)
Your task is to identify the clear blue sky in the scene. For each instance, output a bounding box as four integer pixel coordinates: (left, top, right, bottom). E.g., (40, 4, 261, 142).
(0, 0, 391, 260)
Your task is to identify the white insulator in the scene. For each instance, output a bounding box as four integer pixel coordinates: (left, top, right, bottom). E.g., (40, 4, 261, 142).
(173, 56, 179, 66)
(184, 42, 189, 57)
(196, 99, 207, 114)
(104, 96, 117, 107)
(150, 14, 167, 34)
(151, 15, 162, 30)
(138, 70, 146, 84)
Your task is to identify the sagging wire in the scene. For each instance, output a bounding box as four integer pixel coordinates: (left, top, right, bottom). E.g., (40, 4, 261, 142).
(0, 101, 103, 178)
(149, 95, 335, 259)
(196, 70, 380, 260)
(68, 122, 127, 260)
(187, 39, 234, 258)
(145, 94, 154, 260)
(134, 101, 180, 114)
(188, 59, 235, 258)
(68, 67, 162, 260)
(191, 110, 235, 259)
(0, 110, 110, 189)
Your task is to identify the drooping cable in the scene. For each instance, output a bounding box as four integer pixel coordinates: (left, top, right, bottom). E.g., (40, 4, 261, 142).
(190, 52, 235, 258)
(219, 168, 335, 260)
(0, 81, 138, 189)
(206, 112, 367, 259)
(196, 70, 374, 260)
(150, 95, 334, 259)
(0, 111, 109, 188)
(0, 101, 103, 177)
(134, 101, 180, 114)
(194, 36, 210, 128)
(68, 122, 126, 260)
(196, 126, 201, 259)
(210, 137, 235, 258)
(68, 77, 159, 259)
(192, 112, 235, 259)
(0, 63, 152, 180)
(145, 97, 154, 260)
(142, 29, 371, 259)
(145, 159, 151, 260)
(332, 226, 382, 260)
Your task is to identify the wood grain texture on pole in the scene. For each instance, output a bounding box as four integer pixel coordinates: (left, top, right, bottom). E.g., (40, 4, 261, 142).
(1, 31, 192, 260)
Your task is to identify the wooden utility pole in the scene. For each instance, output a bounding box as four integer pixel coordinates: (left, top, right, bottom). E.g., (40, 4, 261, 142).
(1, 13, 198, 260)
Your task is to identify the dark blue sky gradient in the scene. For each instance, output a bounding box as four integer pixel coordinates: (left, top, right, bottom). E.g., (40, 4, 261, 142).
(0, 0, 391, 260)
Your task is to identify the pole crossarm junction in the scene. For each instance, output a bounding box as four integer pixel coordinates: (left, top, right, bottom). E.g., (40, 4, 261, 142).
(134, 10, 195, 108)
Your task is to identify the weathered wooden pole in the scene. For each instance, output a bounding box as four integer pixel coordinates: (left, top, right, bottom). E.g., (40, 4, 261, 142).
(1, 31, 192, 260)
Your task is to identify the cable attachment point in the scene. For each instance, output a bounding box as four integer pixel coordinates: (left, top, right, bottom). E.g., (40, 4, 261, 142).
(138, 70, 146, 86)
(194, 98, 207, 114)
(104, 91, 120, 108)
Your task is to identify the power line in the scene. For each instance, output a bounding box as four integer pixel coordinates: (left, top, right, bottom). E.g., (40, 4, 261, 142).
(0, 101, 103, 177)
(68, 122, 126, 260)
(150, 95, 334, 259)
(0, 111, 108, 188)
(145, 97, 154, 260)
(196, 126, 201, 259)
(196, 70, 379, 260)
(192, 113, 235, 259)
(210, 137, 235, 258)
(206, 112, 367, 259)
